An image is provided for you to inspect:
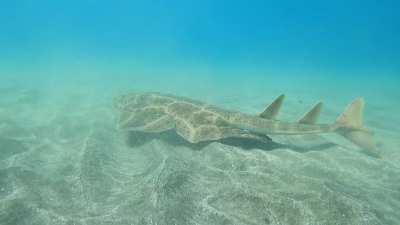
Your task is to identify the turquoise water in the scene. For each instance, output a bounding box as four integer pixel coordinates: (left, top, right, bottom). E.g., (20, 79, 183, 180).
(1, 1, 400, 225)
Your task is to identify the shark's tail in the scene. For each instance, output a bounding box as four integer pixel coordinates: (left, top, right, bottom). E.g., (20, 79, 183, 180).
(335, 98, 376, 151)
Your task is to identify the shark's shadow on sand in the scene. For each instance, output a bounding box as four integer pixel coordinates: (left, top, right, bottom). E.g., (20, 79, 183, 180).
(125, 130, 337, 153)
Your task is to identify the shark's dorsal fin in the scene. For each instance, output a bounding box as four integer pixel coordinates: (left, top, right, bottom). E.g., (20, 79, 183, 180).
(298, 102, 323, 124)
(259, 94, 285, 120)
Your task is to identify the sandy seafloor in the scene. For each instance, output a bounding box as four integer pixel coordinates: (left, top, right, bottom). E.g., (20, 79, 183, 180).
(0, 76, 399, 225)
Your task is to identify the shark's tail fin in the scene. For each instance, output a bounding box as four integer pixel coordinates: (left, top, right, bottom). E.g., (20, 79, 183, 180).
(335, 98, 376, 151)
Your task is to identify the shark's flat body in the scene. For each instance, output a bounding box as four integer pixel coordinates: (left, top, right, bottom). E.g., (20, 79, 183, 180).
(114, 92, 376, 151)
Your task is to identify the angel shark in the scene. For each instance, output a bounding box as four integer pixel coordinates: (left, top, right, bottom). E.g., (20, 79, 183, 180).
(114, 92, 376, 151)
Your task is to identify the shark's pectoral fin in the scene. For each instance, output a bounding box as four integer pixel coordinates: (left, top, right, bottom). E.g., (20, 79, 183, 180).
(298, 102, 323, 124)
(259, 94, 285, 120)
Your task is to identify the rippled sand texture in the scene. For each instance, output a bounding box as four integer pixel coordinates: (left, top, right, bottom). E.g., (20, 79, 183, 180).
(1, 86, 399, 225)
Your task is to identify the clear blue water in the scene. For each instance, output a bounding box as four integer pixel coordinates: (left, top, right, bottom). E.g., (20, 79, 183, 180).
(1, 0, 399, 87)
(1, 1, 399, 225)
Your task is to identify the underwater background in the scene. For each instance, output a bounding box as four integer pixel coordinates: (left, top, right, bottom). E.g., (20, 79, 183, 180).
(1, 0, 399, 225)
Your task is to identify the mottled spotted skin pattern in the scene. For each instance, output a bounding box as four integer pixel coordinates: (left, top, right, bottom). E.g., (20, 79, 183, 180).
(114, 92, 338, 143)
